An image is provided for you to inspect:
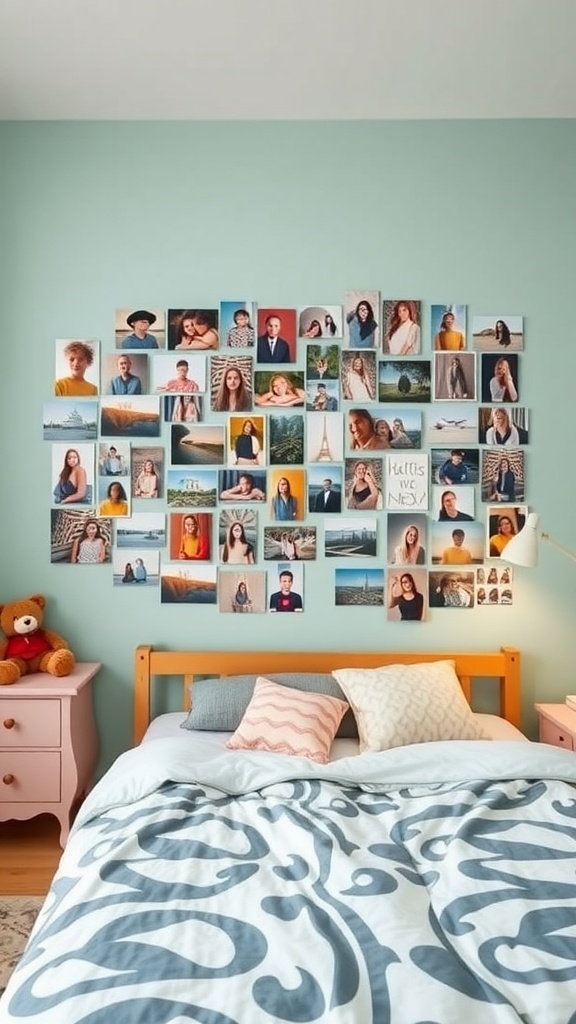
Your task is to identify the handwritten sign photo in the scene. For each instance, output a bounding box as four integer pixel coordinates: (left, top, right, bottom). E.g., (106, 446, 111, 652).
(384, 453, 429, 511)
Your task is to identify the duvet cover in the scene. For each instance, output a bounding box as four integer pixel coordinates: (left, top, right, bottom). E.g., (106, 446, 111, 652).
(1, 738, 576, 1024)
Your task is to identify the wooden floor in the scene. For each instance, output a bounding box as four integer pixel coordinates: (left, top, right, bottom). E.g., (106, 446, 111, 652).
(1, 816, 63, 896)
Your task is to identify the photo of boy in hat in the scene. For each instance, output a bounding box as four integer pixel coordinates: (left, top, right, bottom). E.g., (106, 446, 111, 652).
(115, 308, 165, 350)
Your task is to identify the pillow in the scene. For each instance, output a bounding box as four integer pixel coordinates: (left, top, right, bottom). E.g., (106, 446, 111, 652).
(181, 672, 358, 738)
(332, 660, 487, 753)
(225, 676, 349, 764)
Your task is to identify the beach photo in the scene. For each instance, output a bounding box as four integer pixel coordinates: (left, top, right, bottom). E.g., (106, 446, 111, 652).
(112, 550, 159, 587)
(472, 315, 523, 352)
(114, 512, 166, 549)
(170, 424, 225, 466)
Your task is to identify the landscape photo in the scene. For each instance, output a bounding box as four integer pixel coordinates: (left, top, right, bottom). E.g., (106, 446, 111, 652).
(334, 567, 384, 606)
(100, 396, 161, 437)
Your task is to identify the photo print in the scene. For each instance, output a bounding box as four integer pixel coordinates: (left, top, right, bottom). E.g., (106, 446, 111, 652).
(254, 370, 306, 407)
(219, 469, 266, 503)
(430, 520, 485, 565)
(220, 301, 257, 349)
(54, 339, 100, 397)
(344, 457, 383, 511)
(382, 300, 422, 356)
(378, 360, 431, 404)
(51, 442, 95, 506)
(50, 508, 110, 565)
(431, 305, 467, 351)
(102, 352, 148, 396)
(256, 308, 297, 363)
(341, 350, 376, 402)
(170, 424, 225, 466)
(325, 517, 377, 558)
(210, 355, 253, 413)
(387, 567, 427, 622)
(98, 478, 130, 518)
(472, 315, 523, 352)
(100, 396, 161, 438)
(480, 353, 519, 403)
(114, 512, 166, 549)
(335, 567, 384, 607)
(268, 413, 304, 464)
(481, 448, 524, 503)
(43, 399, 98, 441)
(115, 307, 166, 350)
(167, 308, 219, 351)
(387, 513, 428, 566)
(228, 415, 266, 466)
(307, 412, 344, 462)
(160, 563, 217, 605)
(385, 453, 429, 513)
(130, 446, 164, 499)
(429, 570, 475, 608)
(150, 353, 206, 394)
(486, 505, 527, 558)
(425, 404, 477, 445)
(268, 561, 304, 612)
(166, 468, 218, 508)
(431, 447, 479, 486)
(263, 525, 317, 561)
(344, 290, 380, 349)
(476, 565, 514, 605)
(164, 394, 204, 423)
(433, 352, 476, 401)
(218, 570, 267, 614)
(98, 441, 130, 480)
(306, 343, 341, 380)
(478, 406, 529, 445)
(112, 549, 159, 587)
(306, 379, 339, 412)
(298, 305, 343, 339)
(308, 465, 343, 514)
(169, 511, 212, 561)
(431, 484, 475, 522)
(219, 508, 257, 565)
(268, 467, 306, 522)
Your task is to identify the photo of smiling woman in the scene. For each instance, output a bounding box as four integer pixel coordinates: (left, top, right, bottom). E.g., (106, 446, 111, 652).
(52, 443, 94, 505)
(387, 568, 427, 622)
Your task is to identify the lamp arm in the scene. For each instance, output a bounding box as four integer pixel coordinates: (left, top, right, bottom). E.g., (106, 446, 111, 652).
(542, 532, 576, 564)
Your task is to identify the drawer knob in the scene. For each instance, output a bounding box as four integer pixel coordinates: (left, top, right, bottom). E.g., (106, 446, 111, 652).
(3, 718, 16, 730)
(2, 773, 15, 786)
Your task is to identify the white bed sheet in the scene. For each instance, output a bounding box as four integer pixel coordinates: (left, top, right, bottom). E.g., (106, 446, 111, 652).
(142, 712, 527, 759)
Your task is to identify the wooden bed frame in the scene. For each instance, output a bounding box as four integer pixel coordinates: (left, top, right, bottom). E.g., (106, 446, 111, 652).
(134, 645, 521, 745)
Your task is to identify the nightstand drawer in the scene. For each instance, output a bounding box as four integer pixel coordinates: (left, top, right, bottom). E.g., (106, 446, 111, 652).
(0, 752, 61, 802)
(539, 717, 575, 750)
(0, 699, 61, 747)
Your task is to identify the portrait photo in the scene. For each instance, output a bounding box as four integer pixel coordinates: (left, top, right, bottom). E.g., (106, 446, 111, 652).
(325, 518, 377, 558)
(478, 406, 529, 445)
(306, 380, 339, 412)
(43, 399, 98, 441)
(268, 413, 304, 464)
(429, 570, 475, 608)
(219, 508, 257, 565)
(256, 307, 297, 364)
(268, 561, 304, 612)
(115, 308, 166, 350)
(210, 355, 253, 413)
(228, 415, 265, 467)
(114, 512, 166, 549)
(382, 299, 422, 356)
(431, 305, 467, 351)
(50, 508, 111, 565)
(150, 353, 205, 394)
(335, 567, 384, 607)
(169, 511, 212, 561)
(166, 468, 218, 508)
(476, 565, 514, 606)
(307, 412, 344, 463)
(130, 446, 164, 500)
(341, 350, 376, 402)
(264, 525, 317, 561)
(298, 305, 343, 339)
(112, 550, 159, 587)
(387, 567, 427, 621)
(100, 395, 161, 438)
(430, 521, 485, 565)
(378, 360, 431, 403)
(433, 353, 476, 401)
(102, 352, 148, 396)
(481, 353, 519, 403)
(486, 505, 527, 558)
(305, 343, 340, 381)
(98, 441, 130, 479)
(170, 424, 225, 466)
(481, 448, 524, 503)
(167, 308, 219, 351)
(269, 468, 306, 522)
(160, 564, 217, 605)
(218, 570, 267, 614)
(432, 484, 475, 522)
(308, 465, 343, 514)
(219, 469, 267, 503)
(98, 478, 131, 518)
(344, 457, 383, 511)
(254, 370, 305, 407)
(472, 315, 523, 352)
(54, 339, 100, 398)
(425, 404, 477, 445)
(219, 301, 257, 349)
(344, 290, 380, 349)
(164, 394, 204, 423)
(387, 513, 428, 566)
(51, 442, 95, 506)
(431, 447, 479, 486)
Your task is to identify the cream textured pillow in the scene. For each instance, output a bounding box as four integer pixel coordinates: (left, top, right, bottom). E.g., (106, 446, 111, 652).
(226, 676, 349, 764)
(332, 660, 487, 752)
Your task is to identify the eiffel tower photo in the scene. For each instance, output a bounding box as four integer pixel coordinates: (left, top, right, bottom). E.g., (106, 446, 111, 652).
(315, 415, 334, 461)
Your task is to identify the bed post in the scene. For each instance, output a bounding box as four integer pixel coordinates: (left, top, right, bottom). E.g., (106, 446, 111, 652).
(134, 645, 153, 745)
(501, 646, 521, 729)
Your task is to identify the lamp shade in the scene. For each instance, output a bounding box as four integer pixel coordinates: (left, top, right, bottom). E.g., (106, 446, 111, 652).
(502, 512, 540, 567)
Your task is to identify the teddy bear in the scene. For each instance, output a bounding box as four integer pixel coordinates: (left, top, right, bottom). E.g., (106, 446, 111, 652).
(0, 594, 76, 685)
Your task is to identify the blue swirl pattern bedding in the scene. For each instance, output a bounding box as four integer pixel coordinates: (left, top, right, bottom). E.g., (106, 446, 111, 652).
(1, 738, 576, 1024)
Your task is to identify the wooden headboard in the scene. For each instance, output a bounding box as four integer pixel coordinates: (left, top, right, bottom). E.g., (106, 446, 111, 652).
(134, 645, 521, 745)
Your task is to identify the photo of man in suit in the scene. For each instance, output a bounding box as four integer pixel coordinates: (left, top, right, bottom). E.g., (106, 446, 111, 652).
(314, 477, 341, 512)
(257, 315, 292, 363)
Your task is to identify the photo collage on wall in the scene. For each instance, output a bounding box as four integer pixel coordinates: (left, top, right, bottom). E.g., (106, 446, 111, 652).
(45, 301, 527, 616)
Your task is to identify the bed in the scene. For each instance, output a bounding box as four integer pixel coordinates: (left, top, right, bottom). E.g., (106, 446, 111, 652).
(2, 645, 576, 1024)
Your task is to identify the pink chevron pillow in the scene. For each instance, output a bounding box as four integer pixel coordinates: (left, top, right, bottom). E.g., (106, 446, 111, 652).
(225, 676, 349, 764)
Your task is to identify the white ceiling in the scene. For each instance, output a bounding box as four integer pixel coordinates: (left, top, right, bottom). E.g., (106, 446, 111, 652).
(1, 0, 575, 120)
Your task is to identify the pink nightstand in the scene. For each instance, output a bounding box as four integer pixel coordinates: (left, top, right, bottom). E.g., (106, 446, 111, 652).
(534, 703, 576, 752)
(0, 663, 101, 846)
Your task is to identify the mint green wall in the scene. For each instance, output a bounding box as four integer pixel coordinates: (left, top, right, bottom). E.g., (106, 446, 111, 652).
(1, 120, 574, 774)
